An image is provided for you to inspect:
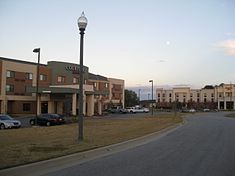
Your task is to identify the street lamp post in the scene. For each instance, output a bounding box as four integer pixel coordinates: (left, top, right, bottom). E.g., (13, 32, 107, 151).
(149, 80, 154, 115)
(77, 12, 88, 141)
(33, 48, 40, 125)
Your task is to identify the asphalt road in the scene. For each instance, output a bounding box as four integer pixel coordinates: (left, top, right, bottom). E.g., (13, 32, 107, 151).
(41, 112, 235, 176)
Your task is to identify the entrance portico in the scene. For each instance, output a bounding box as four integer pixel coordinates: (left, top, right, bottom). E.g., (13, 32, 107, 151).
(26, 85, 96, 116)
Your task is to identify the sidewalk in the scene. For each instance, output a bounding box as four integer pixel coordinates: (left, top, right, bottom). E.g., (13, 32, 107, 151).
(0, 122, 184, 176)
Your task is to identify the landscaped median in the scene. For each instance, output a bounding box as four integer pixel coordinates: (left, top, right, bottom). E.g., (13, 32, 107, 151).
(225, 113, 235, 118)
(0, 114, 182, 169)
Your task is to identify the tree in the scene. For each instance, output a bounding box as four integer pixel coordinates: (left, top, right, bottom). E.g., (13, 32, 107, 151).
(125, 89, 139, 107)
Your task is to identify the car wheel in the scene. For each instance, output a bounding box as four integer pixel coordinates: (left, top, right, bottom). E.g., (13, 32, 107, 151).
(30, 120, 35, 125)
(46, 121, 51, 126)
(0, 123, 5, 130)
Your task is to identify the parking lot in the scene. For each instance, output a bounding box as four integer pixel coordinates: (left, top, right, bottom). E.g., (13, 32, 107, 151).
(13, 111, 171, 128)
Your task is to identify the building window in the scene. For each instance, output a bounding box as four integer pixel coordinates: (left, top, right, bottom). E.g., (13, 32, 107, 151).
(23, 103, 31, 112)
(211, 98, 214, 102)
(57, 76, 65, 83)
(197, 93, 200, 97)
(197, 98, 200, 103)
(169, 98, 172, 103)
(190, 93, 193, 98)
(73, 77, 78, 84)
(6, 85, 14, 92)
(204, 98, 207, 103)
(158, 98, 160, 103)
(163, 93, 165, 97)
(169, 93, 172, 97)
(219, 93, 222, 98)
(40, 74, 47, 81)
(6, 70, 15, 78)
(94, 82, 97, 88)
(204, 93, 207, 97)
(26, 73, 33, 80)
(105, 83, 108, 88)
(158, 93, 160, 97)
(211, 93, 214, 97)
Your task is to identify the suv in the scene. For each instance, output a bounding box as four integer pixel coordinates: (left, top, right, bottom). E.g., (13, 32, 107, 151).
(29, 114, 65, 126)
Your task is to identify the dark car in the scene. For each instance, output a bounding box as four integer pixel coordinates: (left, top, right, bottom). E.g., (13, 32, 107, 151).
(29, 114, 65, 126)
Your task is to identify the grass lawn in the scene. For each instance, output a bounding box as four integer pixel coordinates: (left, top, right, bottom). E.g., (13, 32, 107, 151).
(0, 114, 182, 169)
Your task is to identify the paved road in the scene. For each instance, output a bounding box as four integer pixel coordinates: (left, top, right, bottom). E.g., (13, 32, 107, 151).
(40, 112, 235, 176)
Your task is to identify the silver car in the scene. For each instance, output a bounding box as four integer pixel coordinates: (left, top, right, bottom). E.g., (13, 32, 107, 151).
(0, 114, 21, 129)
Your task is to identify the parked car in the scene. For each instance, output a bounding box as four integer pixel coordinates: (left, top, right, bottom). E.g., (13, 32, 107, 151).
(189, 109, 196, 113)
(107, 107, 127, 114)
(126, 107, 149, 113)
(0, 114, 21, 129)
(203, 108, 210, 112)
(126, 107, 136, 113)
(29, 114, 65, 126)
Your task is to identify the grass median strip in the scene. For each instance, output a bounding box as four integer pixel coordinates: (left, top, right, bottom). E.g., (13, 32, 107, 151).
(225, 113, 235, 118)
(0, 114, 182, 169)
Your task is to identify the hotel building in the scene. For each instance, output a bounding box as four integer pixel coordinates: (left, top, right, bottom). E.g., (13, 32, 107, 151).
(156, 84, 235, 110)
(0, 57, 124, 116)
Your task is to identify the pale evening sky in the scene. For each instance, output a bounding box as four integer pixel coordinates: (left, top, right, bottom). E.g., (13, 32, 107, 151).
(1, 0, 235, 90)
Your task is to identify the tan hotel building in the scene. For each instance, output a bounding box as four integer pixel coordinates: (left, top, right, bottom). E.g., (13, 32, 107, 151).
(156, 84, 235, 110)
(0, 57, 124, 116)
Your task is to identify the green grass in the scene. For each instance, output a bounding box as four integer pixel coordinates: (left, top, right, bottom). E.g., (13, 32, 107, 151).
(0, 114, 182, 169)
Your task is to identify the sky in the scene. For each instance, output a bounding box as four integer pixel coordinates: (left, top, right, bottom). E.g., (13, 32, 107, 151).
(1, 0, 235, 99)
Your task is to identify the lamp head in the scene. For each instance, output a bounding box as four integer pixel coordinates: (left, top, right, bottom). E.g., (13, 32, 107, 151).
(33, 48, 40, 53)
(78, 12, 88, 30)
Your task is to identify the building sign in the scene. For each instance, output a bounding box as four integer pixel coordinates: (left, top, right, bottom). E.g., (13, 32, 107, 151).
(65, 66, 88, 74)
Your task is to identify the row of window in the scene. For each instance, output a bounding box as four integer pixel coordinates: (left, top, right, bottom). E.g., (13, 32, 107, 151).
(6, 71, 110, 88)
(7, 70, 47, 81)
(158, 98, 215, 103)
(158, 92, 233, 98)
(5, 85, 28, 93)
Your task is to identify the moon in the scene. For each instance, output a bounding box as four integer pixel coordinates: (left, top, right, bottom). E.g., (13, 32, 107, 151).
(166, 41, 170, 45)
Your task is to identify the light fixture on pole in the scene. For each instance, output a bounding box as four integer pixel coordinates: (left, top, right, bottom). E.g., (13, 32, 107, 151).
(77, 12, 88, 141)
(149, 80, 154, 115)
(33, 48, 40, 125)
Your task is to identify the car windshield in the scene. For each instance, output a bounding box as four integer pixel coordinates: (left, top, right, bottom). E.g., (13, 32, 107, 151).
(50, 114, 61, 118)
(0, 115, 13, 120)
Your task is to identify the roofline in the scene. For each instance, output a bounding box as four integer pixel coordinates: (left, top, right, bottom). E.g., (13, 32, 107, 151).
(0, 57, 47, 66)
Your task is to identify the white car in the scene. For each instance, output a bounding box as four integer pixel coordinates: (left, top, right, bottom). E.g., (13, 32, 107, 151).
(0, 114, 21, 129)
(126, 107, 149, 113)
(126, 107, 136, 113)
(189, 109, 196, 113)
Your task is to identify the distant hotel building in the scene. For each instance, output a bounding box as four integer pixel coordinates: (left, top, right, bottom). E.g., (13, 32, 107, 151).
(0, 57, 124, 116)
(156, 84, 235, 110)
